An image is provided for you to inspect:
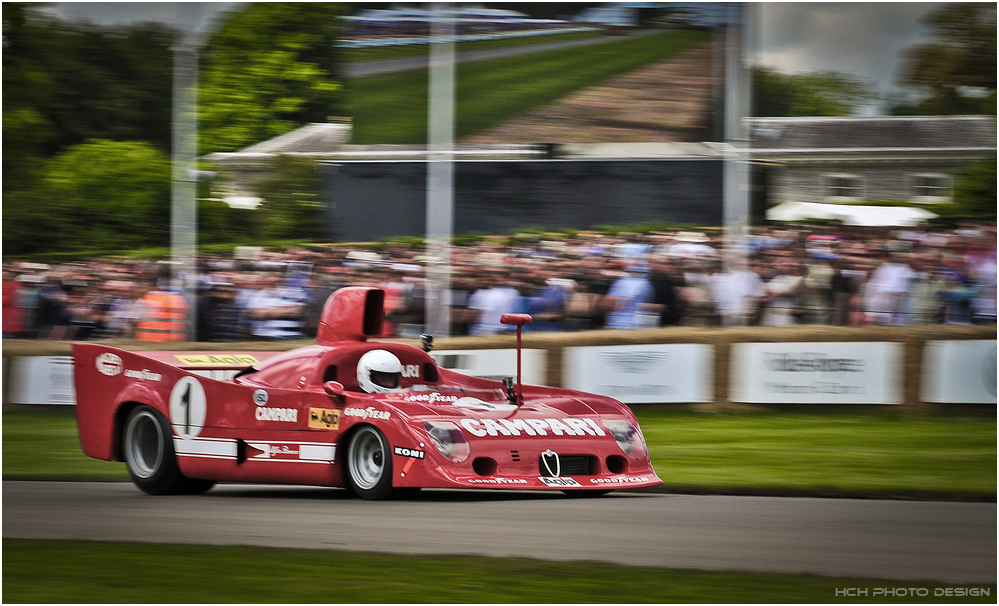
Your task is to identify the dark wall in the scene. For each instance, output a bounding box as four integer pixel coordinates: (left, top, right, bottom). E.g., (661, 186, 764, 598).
(322, 158, 723, 242)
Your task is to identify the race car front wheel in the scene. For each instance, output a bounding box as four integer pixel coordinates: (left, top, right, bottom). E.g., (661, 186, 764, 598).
(346, 425, 396, 500)
(122, 405, 214, 496)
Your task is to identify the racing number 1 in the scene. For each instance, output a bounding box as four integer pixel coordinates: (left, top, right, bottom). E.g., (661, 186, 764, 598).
(180, 383, 191, 434)
(169, 377, 207, 439)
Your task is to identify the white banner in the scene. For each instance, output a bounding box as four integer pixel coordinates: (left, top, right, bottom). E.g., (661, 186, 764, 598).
(730, 342, 903, 404)
(563, 344, 713, 404)
(922, 340, 997, 404)
(8, 356, 76, 405)
(431, 349, 547, 386)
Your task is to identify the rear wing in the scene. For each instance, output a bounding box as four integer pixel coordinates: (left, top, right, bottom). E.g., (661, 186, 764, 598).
(134, 351, 283, 380)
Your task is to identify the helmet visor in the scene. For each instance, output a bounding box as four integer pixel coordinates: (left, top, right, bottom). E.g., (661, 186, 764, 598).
(370, 369, 400, 389)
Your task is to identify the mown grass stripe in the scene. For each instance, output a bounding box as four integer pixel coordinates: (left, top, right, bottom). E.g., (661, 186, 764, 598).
(4, 539, 995, 604)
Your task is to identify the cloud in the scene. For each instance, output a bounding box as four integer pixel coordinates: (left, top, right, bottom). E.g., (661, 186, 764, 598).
(755, 2, 942, 93)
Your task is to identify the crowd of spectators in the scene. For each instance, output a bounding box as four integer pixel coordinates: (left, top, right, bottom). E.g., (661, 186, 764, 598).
(3, 222, 996, 343)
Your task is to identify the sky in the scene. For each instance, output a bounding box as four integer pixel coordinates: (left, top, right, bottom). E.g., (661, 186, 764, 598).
(43, 2, 944, 111)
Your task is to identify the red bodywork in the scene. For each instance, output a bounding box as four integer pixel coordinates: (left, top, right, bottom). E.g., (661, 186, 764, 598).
(74, 287, 662, 493)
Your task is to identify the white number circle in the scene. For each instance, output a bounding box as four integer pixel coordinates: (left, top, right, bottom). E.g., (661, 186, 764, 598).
(169, 376, 207, 439)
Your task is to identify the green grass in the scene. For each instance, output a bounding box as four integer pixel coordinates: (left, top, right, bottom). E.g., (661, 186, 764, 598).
(4, 539, 995, 603)
(4, 407, 995, 498)
(636, 408, 996, 499)
(349, 29, 709, 143)
(342, 30, 603, 63)
(2, 408, 129, 480)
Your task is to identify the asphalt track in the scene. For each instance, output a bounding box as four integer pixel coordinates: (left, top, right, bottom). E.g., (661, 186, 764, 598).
(4, 481, 995, 584)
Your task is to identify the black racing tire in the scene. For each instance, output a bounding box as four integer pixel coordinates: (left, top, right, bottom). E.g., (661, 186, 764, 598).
(345, 425, 396, 500)
(122, 405, 214, 496)
(561, 489, 612, 497)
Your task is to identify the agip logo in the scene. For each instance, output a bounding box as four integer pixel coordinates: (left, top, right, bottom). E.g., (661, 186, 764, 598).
(96, 353, 123, 377)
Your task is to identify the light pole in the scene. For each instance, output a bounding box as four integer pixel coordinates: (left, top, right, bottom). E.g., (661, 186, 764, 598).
(171, 2, 201, 340)
(425, 4, 456, 337)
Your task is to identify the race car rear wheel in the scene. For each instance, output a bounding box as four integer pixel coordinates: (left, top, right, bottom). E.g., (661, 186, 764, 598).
(346, 425, 395, 500)
(123, 405, 214, 495)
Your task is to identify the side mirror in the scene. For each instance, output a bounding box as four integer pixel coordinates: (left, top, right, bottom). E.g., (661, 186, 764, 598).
(323, 381, 346, 398)
(420, 333, 434, 353)
(499, 314, 532, 406)
(500, 314, 533, 326)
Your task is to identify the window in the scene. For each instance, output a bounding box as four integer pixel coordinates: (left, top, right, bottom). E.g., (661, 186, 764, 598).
(910, 174, 951, 202)
(825, 174, 863, 201)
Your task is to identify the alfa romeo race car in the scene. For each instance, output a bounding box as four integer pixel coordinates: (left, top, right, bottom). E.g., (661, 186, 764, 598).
(74, 286, 661, 499)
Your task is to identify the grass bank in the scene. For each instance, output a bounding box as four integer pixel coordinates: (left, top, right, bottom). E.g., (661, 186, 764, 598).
(4, 539, 994, 603)
(4, 407, 994, 499)
(343, 30, 603, 63)
(349, 29, 709, 143)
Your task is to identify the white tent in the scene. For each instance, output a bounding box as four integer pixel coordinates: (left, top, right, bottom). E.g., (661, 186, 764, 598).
(767, 202, 938, 227)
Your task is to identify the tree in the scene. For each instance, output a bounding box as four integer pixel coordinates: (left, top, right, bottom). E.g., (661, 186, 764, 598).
(752, 68, 877, 117)
(199, 3, 347, 154)
(952, 153, 997, 220)
(892, 3, 997, 115)
(41, 140, 172, 252)
(3, 4, 174, 191)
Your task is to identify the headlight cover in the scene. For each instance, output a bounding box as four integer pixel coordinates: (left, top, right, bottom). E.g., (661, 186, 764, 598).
(421, 421, 470, 463)
(603, 419, 649, 459)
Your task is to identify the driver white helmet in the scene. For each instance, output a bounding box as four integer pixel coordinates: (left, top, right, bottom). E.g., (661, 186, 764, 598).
(357, 350, 403, 394)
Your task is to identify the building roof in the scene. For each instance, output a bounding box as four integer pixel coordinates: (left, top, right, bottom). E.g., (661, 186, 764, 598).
(238, 123, 352, 154)
(749, 116, 996, 152)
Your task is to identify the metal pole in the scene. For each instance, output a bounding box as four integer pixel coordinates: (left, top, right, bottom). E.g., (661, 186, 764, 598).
(425, 3, 455, 337)
(172, 3, 200, 340)
(723, 3, 751, 279)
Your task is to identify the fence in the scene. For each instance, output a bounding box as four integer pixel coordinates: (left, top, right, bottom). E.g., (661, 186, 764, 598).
(2, 325, 994, 408)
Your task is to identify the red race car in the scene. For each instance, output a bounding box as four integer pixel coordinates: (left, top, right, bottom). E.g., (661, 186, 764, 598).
(74, 287, 662, 499)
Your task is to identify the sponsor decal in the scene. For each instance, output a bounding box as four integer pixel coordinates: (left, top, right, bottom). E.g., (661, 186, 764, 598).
(590, 476, 650, 484)
(401, 364, 420, 378)
(96, 353, 123, 377)
(459, 417, 606, 438)
(174, 437, 335, 463)
(256, 407, 298, 423)
(403, 393, 458, 404)
(174, 353, 260, 367)
(308, 408, 341, 430)
(539, 476, 581, 487)
(253, 389, 269, 406)
(763, 353, 864, 373)
(246, 443, 301, 459)
(124, 369, 162, 382)
(599, 351, 668, 374)
(343, 406, 391, 420)
(393, 446, 425, 459)
(468, 478, 528, 484)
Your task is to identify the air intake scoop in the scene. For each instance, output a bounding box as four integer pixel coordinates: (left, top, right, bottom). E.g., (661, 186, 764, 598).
(316, 287, 385, 345)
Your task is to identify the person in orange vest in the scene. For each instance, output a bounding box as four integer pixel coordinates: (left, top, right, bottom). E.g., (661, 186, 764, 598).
(136, 290, 189, 341)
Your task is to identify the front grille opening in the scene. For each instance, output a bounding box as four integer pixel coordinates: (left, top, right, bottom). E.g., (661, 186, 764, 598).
(510, 450, 521, 462)
(472, 457, 498, 476)
(538, 454, 593, 477)
(605, 455, 627, 474)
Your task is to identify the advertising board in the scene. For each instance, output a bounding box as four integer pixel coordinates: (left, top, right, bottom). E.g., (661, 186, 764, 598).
(730, 342, 903, 404)
(431, 348, 547, 385)
(921, 340, 997, 404)
(8, 356, 76, 405)
(563, 344, 713, 404)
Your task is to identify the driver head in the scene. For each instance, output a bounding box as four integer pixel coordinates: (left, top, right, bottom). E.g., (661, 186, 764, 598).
(357, 350, 403, 393)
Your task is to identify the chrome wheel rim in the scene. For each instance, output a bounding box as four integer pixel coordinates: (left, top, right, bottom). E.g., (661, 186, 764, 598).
(349, 427, 385, 491)
(125, 410, 164, 479)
